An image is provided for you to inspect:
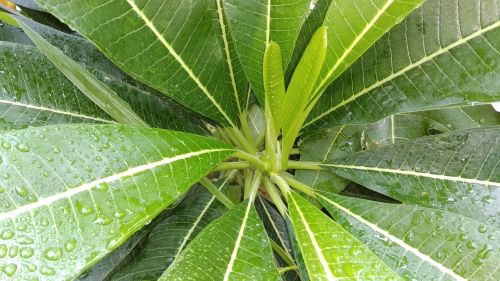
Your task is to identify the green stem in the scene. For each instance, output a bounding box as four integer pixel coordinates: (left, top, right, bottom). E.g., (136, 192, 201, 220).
(233, 151, 267, 172)
(213, 161, 250, 172)
(262, 177, 287, 217)
(280, 174, 316, 198)
(289, 148, 300, 155)
(228, 128, 257, 154)
(277, 265, 298, 275)
(269, 173, 291, 195)
(199, 177, 235, 209)
(287, 161, 324, 170)
(270, 240, 297, 269)
(245, 171, 262, 200)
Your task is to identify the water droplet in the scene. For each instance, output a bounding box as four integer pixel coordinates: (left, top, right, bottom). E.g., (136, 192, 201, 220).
(1, 142, 11, 150)
(76, 201, 94, 215)
(0, 244, 7, 258)
(94, 215, 112, 226)
(15, 143, 30, 152)
(15, 186, 28, 197)
(43, 247, 62, 261)
(479, 118, 486, 123)
(1, 263, 17, 277)
(466, 241, 477, 249)
(1, 230, 14, 240)
(64, 239, 76, 252)
(114, 209, 126, 219)
(95, 183, 109, 192)
(40, 266, 56, 276)
(477, 245, 491, 259)
(481, 195, 493, 203)
(20, 247, 34, 258)
(3, 173, 11, 180)
(8, 245, 18, 257)
(52, 147, 61, 154)
(478, 225, 487, 233)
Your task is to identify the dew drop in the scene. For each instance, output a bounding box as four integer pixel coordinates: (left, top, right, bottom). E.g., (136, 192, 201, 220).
(114, 210, 126, 219)
(15, 143, 30, 153)
(1, 142, 11, 150)
(0, 244, 7, 258)
(15, 186, 28, 197)
(76, 201, 94, 215)
(64, 239, 76, 252)
(20, 247, 34, 258)
(40, 266, 56, 276)
(1, 229, 14, 240)
(1, 263, 17, 277)
(94, 215, 112, 226)
(8, 245, 18, 257)
(43, 247, 62, 261)
(466, 241, 477, 249)
(478, 225, 487, 233)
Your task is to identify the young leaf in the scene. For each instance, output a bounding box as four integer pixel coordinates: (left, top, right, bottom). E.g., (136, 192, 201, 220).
(110, 185, 227, 281)
(160, 199, 280, 280)
(281, 27, 327, 164)
(15, 17, 148, 127)
(287, 191, 400, 280)
(34, 0, 239, 127)
(319, 192, 500, 281)
(263, 41, 285, 132)
(223, 0, 311, 104)
(0, 124, 233, 280)
(323, 127, 500, 228)
(306, 0, 500, 130)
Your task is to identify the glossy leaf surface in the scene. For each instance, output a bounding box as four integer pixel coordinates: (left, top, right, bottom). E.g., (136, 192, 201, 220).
(0, 42, 205, 133)
(110, 185, 226, 281)
(319, 192, 500, 280)
(297, 105, 500, 192)
(34, 0, 239, 126)
(325, 127, 500, 228)
(160, 199, 279, 280)
(307, 0, 500, 130)
(263, 41, 285, 131)
(287, 192, 400, 280)
(0, 124, 233, 280)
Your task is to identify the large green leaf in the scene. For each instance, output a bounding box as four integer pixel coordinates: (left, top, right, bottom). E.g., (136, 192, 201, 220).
(319, 192, 500, 280)
(0, 124, 233, 280)
(323, 127, 500, 228)
(263, 41, 285, 131)
(34, 0, 239, 127)
(0, 16, 125, 79)
(160, 199, 280, 280)
(10, 0, 43, 11)
(314, 0, 424, 95)
(0, 42, 205, 133)
(306, 0, 500, 130)
(297, 105, 500, 192)
(287, 191, 400, 280)
(110, 184, 226, 281)
(223, 0, 310, 104)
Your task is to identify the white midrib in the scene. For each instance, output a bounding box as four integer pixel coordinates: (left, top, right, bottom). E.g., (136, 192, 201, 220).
(126, 0, 237, 128)
(215, 0, 241, 114)
(325, 163, 500, 187)
(315, 0, 396, 92)
(265, 0, 271, 44)
(318, 194, 467, 281)
(223, 197, 253, 281)
(0, 149, 230, 222)
(291, 195, 337, 281)
(0, 99, 114, 123)
(306, 19, 500, 128)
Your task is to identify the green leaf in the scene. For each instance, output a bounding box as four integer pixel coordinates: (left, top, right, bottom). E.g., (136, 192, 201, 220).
(0, 16, 126, 80)
(306, 0, 500, 130)
(223, 0, 311, 104)
(323, 127, 500, 228)
(110, 185, 226, 281)
(314, 0, 425, 95)
(319, 192, 500, 280)
(285, 0, 332, 81)
(16, 18, 148, 127)
(34, 0, 239, 127)
(0, 124, 233, 280)
(10, 0, 43, 11)
(287, 191, 400, 280)
(160, 199, 280, 280)
(297, 105, 500, 191)
(263, 41, 285, 131)
(0, 42, 205, 133)
(281, 27, 327, 162)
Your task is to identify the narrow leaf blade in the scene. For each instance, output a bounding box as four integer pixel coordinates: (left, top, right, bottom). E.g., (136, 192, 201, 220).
(263, 41, 285, 131)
